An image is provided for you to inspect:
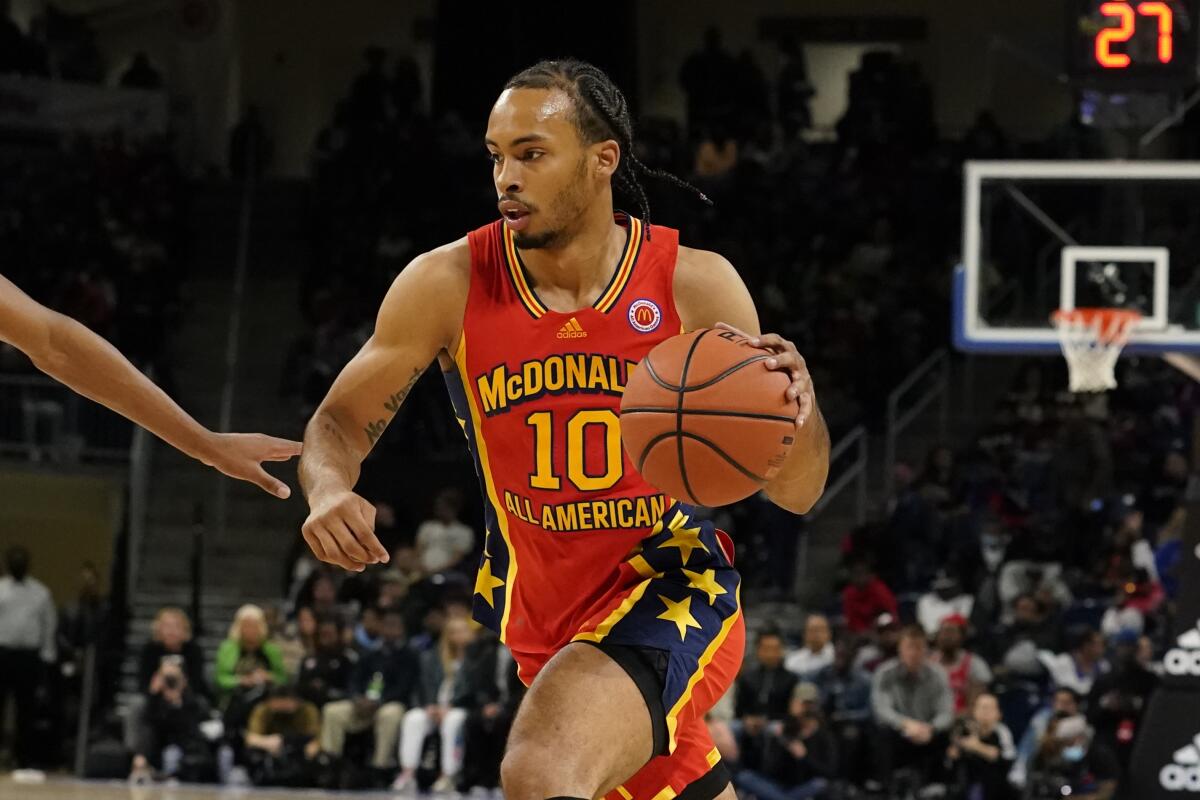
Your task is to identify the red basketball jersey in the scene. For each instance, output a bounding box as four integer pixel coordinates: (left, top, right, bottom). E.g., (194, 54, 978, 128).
(443, 213, 685, 671)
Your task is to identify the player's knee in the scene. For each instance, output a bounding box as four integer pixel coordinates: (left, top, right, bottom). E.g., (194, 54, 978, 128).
(501, 743, 595, 800)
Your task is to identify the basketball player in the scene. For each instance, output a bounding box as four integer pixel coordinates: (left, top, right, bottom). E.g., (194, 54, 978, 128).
(0, 273, 300, 498)
(299, 60, 830, 800)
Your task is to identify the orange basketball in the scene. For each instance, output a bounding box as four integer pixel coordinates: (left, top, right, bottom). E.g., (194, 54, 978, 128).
(620, 328, 800, 507)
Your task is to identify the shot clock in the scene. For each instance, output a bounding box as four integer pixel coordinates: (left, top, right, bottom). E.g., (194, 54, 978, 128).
(1069, 0, 1199, 85)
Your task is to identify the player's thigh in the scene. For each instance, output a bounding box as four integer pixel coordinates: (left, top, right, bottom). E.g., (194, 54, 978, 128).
(504, 642, 654, 797)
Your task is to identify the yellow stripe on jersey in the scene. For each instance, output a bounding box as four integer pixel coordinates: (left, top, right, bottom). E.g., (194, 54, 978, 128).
(665, 583, 742, 752)
(454, 331, 518, 639)
(502, 217, 642, 318)
(570, 578, 653, 644)
(502, 225, 548, 318)
(595, 217, 643, 313)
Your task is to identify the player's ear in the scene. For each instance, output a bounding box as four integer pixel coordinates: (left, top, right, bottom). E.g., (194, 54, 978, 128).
(594, 139, 619, 179)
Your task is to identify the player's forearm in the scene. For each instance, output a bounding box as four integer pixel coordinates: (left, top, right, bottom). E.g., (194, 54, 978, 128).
(764, 401, 830, 515)
(299, 409, 364, 502)
(36, 313, 216, 462)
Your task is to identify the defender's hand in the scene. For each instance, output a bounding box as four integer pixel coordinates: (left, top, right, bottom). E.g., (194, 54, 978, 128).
(206, 432, 302, 498)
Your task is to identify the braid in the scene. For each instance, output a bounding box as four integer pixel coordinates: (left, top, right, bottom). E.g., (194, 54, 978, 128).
(504, 59, 712, 233)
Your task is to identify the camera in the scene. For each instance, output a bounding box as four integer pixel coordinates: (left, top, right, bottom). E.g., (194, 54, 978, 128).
(163, 674, 181, 691)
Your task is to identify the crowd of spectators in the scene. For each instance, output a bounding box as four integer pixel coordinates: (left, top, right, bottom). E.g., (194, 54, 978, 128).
(119, 488, 517, 792)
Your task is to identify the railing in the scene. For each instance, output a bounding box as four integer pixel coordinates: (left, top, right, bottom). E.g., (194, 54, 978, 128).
(125, 421, 152, 606)
(0, 373, 132, 463)
(809, 424, 869, 525)
(797, 425, 869, 592)
(883, 349, 950, 498)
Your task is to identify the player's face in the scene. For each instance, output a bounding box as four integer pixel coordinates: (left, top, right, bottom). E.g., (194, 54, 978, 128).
(486, 88, 606, 249)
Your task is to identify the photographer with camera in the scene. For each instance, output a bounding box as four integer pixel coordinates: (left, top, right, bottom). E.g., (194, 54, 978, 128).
(1027, 715, 1118, 800)
(945, 692, 1015, 799)
(127, 608, 210, 782)
(131, 655, 216, 783)
(733, 682, 837, 800)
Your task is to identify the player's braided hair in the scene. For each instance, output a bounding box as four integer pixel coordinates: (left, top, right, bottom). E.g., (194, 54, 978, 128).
(503, 58, 712, 233)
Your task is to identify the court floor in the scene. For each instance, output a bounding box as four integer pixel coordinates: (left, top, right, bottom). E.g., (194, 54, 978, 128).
(0, 775, 451, 800)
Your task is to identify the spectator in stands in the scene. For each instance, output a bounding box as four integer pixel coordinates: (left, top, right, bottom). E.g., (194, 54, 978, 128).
(776, 37, 814, 141)
(871, 625, 954, 790)
(735, 629, 799, 768)
(267, 604, 311, 679)
(352, 604, 383, 655)
(134, 656, 216, 783)
(457, 630, 523, 793)
(319, 605, 417, 779)
(415, 488, 475, 574)
(56, 561, 109, 696)
(678, 27, 737, 135)
(785, 613, 834, 679)
(945, 692, 1016, 800)
(215, 604, 287, 732)
(917, 571, 975, 636)
(842, 561, 898, 634)
(1038, 628, 1109, 696)
(733, 682, 837, 800)
(1100, 568, 1163, 638)
(244, 684, 321, 787)
(1027, 715, 1118, 800)
(393, 615, 475, 792)
(1154, 506, 1187, 600)
(998, 560, 1072, 625)
(813, 638, 871, 780)
(127, 607, 209, 773)
(297, 616, 356, 709)
(853, 612, 902, 674)
(119, 52, 163, 90)
(229, 105, 272, 179)
(1011, 688, 1082, 790)
(1088, 630, 1157, 773)
(996, 594, 1061, 676)
(0, 545, 56, 770)
(1141, 450, 1189, 529)
(930, 614, 992, 715)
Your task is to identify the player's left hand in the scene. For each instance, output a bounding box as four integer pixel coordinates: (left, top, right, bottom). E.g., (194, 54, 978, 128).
(715, 322, 814, 429)
(204, 432, 303, 499)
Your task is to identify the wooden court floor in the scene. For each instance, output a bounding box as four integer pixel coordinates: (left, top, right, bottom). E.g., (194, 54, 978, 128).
(0, 775, 426, 800)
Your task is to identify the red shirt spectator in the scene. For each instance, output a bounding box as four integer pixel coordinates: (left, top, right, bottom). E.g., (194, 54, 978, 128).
(842, 562, 898, 633)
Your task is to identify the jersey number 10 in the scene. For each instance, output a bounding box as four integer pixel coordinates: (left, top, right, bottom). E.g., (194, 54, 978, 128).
(526, 409, 624, 491)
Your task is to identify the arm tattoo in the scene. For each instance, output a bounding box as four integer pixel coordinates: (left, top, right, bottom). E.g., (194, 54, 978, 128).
(365, 368, 423, 445)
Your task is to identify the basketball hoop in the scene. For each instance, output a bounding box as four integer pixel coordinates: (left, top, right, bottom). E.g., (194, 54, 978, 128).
(1052, 308, 1141, 393)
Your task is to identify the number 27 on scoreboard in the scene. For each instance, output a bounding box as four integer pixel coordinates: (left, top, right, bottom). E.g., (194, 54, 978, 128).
(1095, 1, 1174, 67)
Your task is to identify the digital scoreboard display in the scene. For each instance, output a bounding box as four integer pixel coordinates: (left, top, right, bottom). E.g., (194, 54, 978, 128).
(1069, 0, 1199, 85)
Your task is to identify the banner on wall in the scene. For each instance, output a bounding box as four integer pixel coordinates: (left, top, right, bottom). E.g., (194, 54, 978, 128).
(0, 76, 168, 137)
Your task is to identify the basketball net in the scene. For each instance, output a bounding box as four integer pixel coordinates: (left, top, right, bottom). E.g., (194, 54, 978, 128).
(1052, 308, 1141, 392)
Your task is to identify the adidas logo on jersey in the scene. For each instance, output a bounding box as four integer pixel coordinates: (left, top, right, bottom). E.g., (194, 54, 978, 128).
(1165, 623, 1200, 676)
(556, 317, 588, 339)
(1160, 732, 1200, 790)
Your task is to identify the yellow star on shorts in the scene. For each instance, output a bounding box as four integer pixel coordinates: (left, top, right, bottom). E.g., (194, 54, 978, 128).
(657, 594, 702, 641)
(682, 568, 727, 605)
(657, 524, 708, 565)
(474, 558, 505, 608)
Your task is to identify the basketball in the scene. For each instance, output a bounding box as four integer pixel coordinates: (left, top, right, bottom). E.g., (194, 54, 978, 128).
(620, 328, 800, 507)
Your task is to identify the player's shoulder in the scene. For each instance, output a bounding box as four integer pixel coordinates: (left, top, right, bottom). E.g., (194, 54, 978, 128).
(403, 236, 472, 285)
(673, 245, 741, 297)
(376, 237, 471, 344)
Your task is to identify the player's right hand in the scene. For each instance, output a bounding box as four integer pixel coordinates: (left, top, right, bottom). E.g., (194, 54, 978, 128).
(302, 490, 389, 572)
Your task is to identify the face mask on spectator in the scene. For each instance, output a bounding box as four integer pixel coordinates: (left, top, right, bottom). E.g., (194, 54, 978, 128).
(1062, 745, 1085, 762)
